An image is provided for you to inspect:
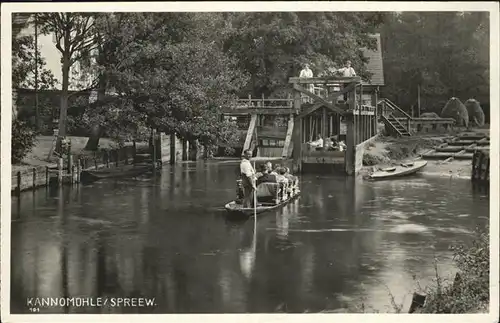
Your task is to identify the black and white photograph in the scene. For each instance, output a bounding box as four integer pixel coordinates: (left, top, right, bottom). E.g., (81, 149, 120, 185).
(1, 2, 499, 323)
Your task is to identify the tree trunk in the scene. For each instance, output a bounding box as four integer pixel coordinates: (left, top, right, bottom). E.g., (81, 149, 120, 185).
(55, 51, 71, 154)
(84, 55, 107, 151)
(84, 126, 102, 151)
(84, 86, 106, 150)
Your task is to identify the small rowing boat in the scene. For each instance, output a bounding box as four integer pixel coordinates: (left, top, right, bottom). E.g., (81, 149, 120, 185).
(80, 163, 156, 184)
(225, 181, 300, 218)
(369, 160, 427, 180)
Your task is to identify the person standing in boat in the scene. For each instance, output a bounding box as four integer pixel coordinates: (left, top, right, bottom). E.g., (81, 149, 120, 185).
(240, 149, 256, 208)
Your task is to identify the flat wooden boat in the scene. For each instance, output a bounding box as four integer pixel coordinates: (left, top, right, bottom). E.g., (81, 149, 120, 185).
(369, 160, 427, 180)
(225, 187, 300, 218)
(81, 163, 155, 183)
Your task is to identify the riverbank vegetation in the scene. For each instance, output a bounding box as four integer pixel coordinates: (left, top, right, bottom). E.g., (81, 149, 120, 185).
(418, 226, 489, 313)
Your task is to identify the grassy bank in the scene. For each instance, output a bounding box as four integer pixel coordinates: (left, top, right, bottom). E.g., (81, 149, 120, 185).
(12, 136, 149, 173)
(361, 135, 473, 179)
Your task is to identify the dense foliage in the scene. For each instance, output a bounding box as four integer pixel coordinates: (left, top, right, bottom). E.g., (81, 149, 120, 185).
(224, 12, 383, 97)
(420, 227, 489, 313)
(12, 35, 58, 90)
(82, 13, 248, 148)
(12, 11, 490, 155)
(11, 119, 38, 164)
(12, 15, 57, 162)
(381, 12, 489, 115)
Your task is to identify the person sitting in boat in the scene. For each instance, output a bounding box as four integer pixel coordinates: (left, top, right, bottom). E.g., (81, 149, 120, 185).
(255, 164, 265, 180)
(308, 134, 324, 150)
(277, 167, 295, 198)
(240, 149, 256, 208)
(274, 167, 289, 185)
(324, 137, 334, 150)
(284, 167, 298, 186)
(338, 140, 347, 152)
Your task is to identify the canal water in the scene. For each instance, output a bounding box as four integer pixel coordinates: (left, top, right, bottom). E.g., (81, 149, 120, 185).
(10, 161, 489, 314)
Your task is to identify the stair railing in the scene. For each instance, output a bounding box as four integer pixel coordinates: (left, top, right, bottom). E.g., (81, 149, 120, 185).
(377, 98, 412, 135)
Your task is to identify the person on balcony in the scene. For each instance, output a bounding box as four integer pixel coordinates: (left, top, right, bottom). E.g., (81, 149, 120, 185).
(338, 60, 356, 77)
(338, 60, 357, 101)
(299, 63, 314, 103)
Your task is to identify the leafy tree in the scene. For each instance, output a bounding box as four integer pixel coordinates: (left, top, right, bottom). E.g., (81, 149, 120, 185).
(36, 13, 99, 152)
(11, 13, 57, 162)
(223, 12, 385, 97)
(11, 119, 38, 164)
(82, 13, 248, 149)
(12, 34, 58, 90)
(381, 12, 489, 114)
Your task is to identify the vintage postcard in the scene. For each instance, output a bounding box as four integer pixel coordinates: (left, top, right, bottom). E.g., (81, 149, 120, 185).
(1, 2, 499, 323)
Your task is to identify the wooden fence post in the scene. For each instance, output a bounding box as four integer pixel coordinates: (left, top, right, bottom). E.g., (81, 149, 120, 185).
(68, 154, 73, 174)
(124, 147, 129, 165)
(133, 141, 137, 164)
(16, 171, 21, 196)
(482, 154, 489, 181)
(408, 292, 426, 313)
(471, 151, 476, 181)
(77, 158, 82, 183)
(57, 158, 63, 185)
(477, 151, 484, 181)
(93, 152, 98, 170)
(115, 150, 119, 167)
(45, 166, 49, 186)
(32, 167, 37, 190)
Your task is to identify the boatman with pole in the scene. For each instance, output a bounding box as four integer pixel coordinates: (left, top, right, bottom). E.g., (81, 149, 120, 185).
(240, 149, 256, 208)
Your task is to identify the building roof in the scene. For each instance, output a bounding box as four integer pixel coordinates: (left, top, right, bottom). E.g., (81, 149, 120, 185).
(361, 33, 385, 86)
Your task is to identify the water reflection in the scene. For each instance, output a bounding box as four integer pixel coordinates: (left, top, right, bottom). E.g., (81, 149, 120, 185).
(11, 163, 489, 313)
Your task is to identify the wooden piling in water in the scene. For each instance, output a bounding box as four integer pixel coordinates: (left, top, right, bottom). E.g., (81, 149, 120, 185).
(472, 150, 489, 183)
(68, 154, 73, 174)
(57, 158, 63, 185)
(77, 158, 82, 183)
(70, 165, 75, 184)
(93, 152, 98, 170)
(104, 150, 109, 168)
(16, 171, 21, 196)
(132, 141, 137, 164)
(408, 292, 426, 313)
(32, 167, 36, 190)
(45, 166, 49, 186)
(153, 135, 157, 173)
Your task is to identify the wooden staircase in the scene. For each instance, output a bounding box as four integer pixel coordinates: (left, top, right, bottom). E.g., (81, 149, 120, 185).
(382, 114, 411, 137)
(378, 98, 412, 137)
